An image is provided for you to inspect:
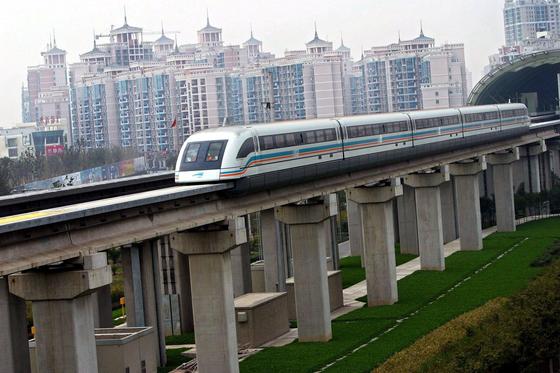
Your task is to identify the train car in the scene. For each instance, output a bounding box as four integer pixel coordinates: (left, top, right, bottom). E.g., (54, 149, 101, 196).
(175, 104, 531, 190)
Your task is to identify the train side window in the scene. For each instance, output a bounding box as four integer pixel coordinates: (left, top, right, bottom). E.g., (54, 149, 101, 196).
(286, 133, 298, 146)
(316, 130, 326, 143)
(206, 142, 223, 162)
(304, 131, 316, 144)
(260, 136, 275, 150)
(274, 134, 286, 148)
(373, 125, 382, 135)
(325, 129, 336, 141)
(237, 139, 255, 159)
(184, 143, 201, 163)
(400, 121, 409, 131)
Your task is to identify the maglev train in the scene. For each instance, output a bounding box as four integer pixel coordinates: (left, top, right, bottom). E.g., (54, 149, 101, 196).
(175, 103, 529, 192)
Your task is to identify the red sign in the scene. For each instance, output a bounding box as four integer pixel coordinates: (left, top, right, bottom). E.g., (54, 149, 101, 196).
(46, 145, 64, 157)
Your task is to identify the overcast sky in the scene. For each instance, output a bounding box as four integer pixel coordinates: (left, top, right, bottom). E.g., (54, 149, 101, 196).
(0, 0, 506, 124)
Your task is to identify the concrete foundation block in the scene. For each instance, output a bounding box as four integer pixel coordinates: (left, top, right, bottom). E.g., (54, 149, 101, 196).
(29, 327, 157, 373)
(234, 293, 289, 348)
(285, 271, 343, 321)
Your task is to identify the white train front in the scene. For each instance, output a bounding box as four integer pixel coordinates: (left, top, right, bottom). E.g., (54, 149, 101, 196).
(175, 104, 529, 191)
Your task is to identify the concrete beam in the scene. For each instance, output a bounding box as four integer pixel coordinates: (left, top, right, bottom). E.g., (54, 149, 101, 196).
(275, 200, 332, 342)
(0, 277, 31, 373)
(450, 158, 487, 251)
(8, 255, 112, 373)
(404, 168, 449, 271)
(347, 181, 402, 306)
(171, 218, 247, 256)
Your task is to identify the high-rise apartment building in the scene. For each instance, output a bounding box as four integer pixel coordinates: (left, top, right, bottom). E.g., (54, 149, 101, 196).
(504, 0, 560, 47)
(25, 37, 70, 128)
(22, 16, 468, 158)
(486, 0, 560, 72)
(352, 29, 468, 114)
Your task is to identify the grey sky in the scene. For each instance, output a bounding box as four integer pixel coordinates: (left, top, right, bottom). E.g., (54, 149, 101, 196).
(0, 0, 505, 124)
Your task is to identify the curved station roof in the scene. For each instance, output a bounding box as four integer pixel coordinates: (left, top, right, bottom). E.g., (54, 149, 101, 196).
(468, 49, 560, 113)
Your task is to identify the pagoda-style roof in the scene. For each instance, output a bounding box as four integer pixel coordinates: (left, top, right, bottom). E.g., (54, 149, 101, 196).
(111, 22, 142, 35)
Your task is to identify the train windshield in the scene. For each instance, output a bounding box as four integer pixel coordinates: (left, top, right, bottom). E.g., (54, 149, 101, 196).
(180, 140, 228, 171)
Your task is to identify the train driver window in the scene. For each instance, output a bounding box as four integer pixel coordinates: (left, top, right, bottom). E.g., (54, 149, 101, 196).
(237, 139, 255, 159)
(184, 143, 201, 163)
(206, 142, 223, 162)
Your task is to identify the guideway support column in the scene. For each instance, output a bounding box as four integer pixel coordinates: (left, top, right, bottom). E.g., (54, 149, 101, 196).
(487, 148, 520, 232)
(260, 209, 289, 292)
(171, 218, 247, 373)
(450, 157, 487, 251)
(9, 253, 112, 373)
(275, 199, 332, 342)
(522, 141, 547, 194)
(346, 195, 365, 260)
(347, 179, 402, 306)
(0, 277, 31, 373)
(404, 166, 450, 271)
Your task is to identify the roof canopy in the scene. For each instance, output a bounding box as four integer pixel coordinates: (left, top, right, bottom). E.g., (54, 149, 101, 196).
(468, 50, 560, 113)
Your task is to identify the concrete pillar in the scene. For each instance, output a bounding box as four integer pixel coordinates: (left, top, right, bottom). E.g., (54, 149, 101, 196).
(260, 209, 288, 292)
(404, 167, 450, 271)
(488, 148, 520, 232)
(440, 180, 458, 244)
(326, 193, 340, 270)
(92, 284, 113, 328)
(542, 152, 553, 191)
(231, 244, 252, 297)
(347, 180, 402, 306)
(396, 184, 419, 255)
(450, 157, 487, 251)
(0, 277, 31, 373)
(346, 196, 365, 259)
(9, 253, 112, 373)
(523, 141, 547, 193)
(276, 200, 332, 342)
(122, 245, 145, 326)
(549, 143, 560, 182)
(171, 218, 247, 373)
(140, 241, 167, 367)
(173, 250, 194, 333)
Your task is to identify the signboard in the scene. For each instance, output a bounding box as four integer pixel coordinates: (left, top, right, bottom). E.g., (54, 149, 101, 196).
(45, 144, 64, 157)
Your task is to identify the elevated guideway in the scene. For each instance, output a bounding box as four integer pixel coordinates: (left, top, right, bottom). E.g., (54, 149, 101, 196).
(0, 171, 175, 217)
(1, 118, 559, 276)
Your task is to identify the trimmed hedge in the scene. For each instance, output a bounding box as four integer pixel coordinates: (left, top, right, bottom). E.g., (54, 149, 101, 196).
(422, 256, 560, 372)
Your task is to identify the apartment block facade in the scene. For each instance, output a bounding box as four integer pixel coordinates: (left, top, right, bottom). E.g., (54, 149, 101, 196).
(23, 15, 468, 156)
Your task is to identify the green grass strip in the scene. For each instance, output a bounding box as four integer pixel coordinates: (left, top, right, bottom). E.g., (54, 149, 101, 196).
(240, 218, 560, 373)
(340, 246, 417, 289)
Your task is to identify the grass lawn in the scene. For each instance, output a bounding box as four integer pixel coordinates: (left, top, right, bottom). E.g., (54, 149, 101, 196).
(157, 348, 192, 373)
(339, 245, 417, 289)
(112, 307, 125, 326)
(165, 332, 195, 345)
(240, 218, 560, 373)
